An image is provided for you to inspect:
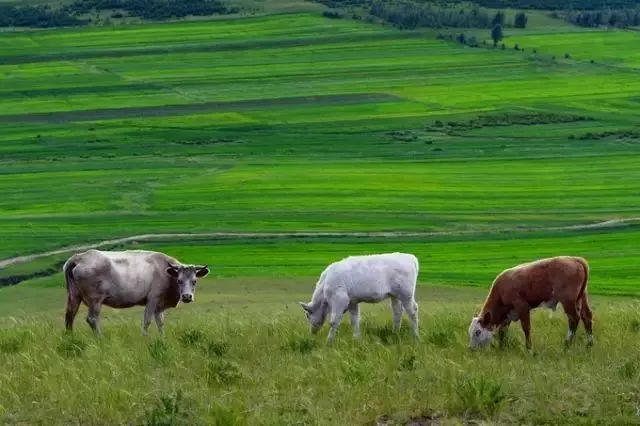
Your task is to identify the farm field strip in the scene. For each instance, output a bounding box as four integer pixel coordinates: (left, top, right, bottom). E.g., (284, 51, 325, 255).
(1, 13, 639, 295)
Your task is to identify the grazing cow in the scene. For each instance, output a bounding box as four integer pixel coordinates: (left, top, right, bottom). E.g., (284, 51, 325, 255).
(63, 249, 209, 335)
(299, 252, 419, 343)
(468, 256, 593, 350)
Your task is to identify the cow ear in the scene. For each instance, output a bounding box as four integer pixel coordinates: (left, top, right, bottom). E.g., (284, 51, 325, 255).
(166, 264, 179, 278)
(195, 265, 209, 278)
(299, 302, 312, 313)
(480, 311, 491, 326)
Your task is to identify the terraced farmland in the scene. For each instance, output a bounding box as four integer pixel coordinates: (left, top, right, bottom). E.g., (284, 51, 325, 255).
(1, 13, 640, 290)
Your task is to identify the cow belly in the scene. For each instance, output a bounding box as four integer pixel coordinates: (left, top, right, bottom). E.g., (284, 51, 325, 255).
(538, 300, 557, 310)
(103, 295, 147, 308)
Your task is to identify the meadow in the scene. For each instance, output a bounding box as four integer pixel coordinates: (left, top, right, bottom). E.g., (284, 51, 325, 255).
(1, 7, 640, 424)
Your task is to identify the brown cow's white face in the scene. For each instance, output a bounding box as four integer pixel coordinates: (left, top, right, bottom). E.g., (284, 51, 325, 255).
(468, 317, 493, 349)
(166, 264, 209, 303)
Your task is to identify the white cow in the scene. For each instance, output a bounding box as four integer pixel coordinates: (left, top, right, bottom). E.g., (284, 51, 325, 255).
(299, 252, 420, 343)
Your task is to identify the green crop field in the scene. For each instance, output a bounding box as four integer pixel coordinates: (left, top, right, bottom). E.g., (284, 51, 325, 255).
(1, 7, 640, 424)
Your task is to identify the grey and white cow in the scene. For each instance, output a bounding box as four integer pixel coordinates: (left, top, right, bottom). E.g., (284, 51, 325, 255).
(63, 249, 209, 335)
(299, 252, 420, 343)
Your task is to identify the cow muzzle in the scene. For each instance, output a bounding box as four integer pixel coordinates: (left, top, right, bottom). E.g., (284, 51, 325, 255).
(181, 294, 194, 303)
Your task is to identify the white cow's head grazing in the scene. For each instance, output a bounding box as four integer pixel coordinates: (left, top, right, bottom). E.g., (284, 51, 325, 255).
(468, 312, 494, 349)
(299, 302, 328, 334)
(166, 264, 209, 303)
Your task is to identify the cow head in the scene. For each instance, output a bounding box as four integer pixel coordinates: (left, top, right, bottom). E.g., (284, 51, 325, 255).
(298, 301, 328, 334)
(166, 263, 209, 303)
(468, 311, 494, 349)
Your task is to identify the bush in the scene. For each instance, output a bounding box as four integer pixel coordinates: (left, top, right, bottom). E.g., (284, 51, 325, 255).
(322, 9, 342, 19)
(514, 11, 528, 28)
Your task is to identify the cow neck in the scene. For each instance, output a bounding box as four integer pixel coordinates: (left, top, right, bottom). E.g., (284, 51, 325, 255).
(165, 278, 181, 308)
(481, 288, 507, 330)
(310, 281, 326, 309)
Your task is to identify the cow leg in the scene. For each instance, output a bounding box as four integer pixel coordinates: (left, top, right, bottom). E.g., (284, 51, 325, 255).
(497, 323, 510, 349)
(65, 292, 82, 332)
(390, 297, 403, 332)
(348, 304, 361, 339)
(579, 293, 594, 346)
(562, 299, 580, 346)
(514, 300, 532, 349)
(401, 299, 419, 338)
(326, 294, 349, 344)
(142, 303, 155, 336)
(86, 302, 102, 335)
(154, 310, 166, 336)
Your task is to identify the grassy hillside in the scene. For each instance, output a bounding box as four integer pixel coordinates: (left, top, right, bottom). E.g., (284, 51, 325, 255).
(1, 14, 640, 296)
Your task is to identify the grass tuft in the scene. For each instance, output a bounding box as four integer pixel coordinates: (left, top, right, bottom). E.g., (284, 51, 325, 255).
(285, 335, 318, 354)
(143, 391, 189, 426)
(206, 359, 242, 386)
(148, 339, 170, 363)
(56, 334, 88, 359)
(453, 376, 508, 418)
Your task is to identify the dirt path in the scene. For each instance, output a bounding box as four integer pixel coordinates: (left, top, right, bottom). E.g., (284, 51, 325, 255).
(1, 217, 639, 269)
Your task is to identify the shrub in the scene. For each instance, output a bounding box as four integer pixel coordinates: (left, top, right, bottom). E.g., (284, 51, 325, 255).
(514, 11, 528, 28)
(322, 9, 342, 19)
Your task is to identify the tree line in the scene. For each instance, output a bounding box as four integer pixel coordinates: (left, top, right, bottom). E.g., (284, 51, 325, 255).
(369, 1, 493, 29)
(448, 0, 640, 10)
(562, 8, 640, 27)
(65, 0, 236, 21)
(0, 0, 236, 28)
(0, 4, 86, 28)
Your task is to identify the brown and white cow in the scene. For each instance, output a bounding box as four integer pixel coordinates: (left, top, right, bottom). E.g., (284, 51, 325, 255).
(468, 256, 593, 349)
(63, 249, 209, 335)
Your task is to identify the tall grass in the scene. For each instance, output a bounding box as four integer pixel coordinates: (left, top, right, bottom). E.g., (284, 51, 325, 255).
(0, 291, 638, 424)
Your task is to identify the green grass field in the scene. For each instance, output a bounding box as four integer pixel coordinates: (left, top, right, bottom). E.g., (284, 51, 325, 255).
(1, 8, 640, 424)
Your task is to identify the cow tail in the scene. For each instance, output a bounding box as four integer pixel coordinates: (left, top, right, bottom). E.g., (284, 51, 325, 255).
(576, 257, 589, 301)
(64, 256, 83, 331)
(63, 255, 79, 297)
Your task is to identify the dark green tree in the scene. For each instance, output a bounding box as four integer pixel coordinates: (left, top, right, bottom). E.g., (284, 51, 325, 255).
(492, 11, 505, 26)
(514, 12, 528, 28)
(491, 24, 503, 46)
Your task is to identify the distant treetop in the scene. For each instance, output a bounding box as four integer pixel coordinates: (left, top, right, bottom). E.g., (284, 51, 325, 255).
(450, 0, 640, 10)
